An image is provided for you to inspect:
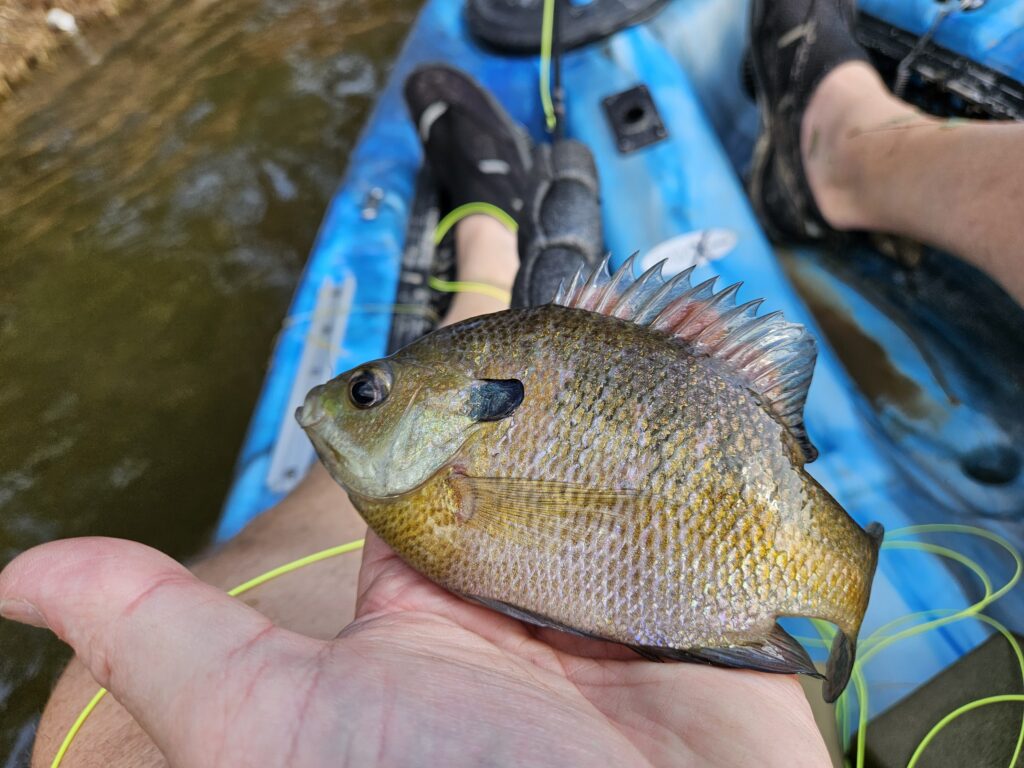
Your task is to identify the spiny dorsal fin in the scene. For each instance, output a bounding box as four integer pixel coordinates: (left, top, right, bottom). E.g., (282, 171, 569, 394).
(552, 255, 819, 462)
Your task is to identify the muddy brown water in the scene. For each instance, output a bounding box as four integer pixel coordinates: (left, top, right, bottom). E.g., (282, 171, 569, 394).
(0, 0, 418, 761)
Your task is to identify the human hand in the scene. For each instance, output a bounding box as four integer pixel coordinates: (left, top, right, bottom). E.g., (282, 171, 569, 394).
(0, 534, 830, 767)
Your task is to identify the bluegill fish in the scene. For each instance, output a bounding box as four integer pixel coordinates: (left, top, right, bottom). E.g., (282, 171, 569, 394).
(298, 256, 882, 701)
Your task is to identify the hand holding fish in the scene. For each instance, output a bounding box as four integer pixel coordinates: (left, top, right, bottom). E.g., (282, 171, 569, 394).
(0, 534, 831, 767)
(1, 261, 878, 766)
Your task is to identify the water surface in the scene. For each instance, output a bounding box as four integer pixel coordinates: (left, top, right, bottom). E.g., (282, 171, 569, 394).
(0, 0, 417, 761)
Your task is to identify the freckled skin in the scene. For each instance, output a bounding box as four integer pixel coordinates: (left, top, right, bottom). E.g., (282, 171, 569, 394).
(318, 304, 877, 654)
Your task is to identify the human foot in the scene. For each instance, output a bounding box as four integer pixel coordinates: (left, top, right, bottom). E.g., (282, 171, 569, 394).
(746, 0, 869, 241)
(443, 214, 519, 323)
(404, 64, 532, 219)
(404, 65, 529, 321)
(800, 62, 935, 232)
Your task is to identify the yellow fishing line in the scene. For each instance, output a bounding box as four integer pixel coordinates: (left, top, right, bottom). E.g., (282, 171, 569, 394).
(49, 688, 107, 768)
(945, 615, 1024, 768)
(50, 538, 366, 768)
(849, 540, 1002, 767)
(227, 539, 365, 597)
(433, 202, 517, 245)
(858, 544, 993, 650)
(805, 527, 1018, 765)
(427, 276, 512, 305)
(908, 695, 1024, 768)
(849, 664, 870, 768)
(824, 524, 1023, 768)
(875, 541, 993, 604)
(539, 0, 557, 132)
(862, 530, 1019, 666)
(799, 540, 995, 648)
(889, 524, 1022, 605)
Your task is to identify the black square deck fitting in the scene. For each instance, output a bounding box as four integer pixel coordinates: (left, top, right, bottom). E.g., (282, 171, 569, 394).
(602, 84, 668, 154)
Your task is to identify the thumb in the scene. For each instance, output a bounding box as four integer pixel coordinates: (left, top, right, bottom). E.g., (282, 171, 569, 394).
(0, 537, 317, 765)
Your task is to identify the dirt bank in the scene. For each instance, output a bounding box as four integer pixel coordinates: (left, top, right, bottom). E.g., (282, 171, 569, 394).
(0, 0, 134, 98)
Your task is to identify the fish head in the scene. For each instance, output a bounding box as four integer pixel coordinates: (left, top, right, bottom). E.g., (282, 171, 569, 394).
(296, 354, 523, 499)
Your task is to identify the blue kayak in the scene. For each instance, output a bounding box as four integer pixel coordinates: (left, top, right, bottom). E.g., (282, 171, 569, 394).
(216, 0, 1024, 727)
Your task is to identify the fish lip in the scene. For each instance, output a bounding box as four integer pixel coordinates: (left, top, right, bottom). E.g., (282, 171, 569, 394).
(295, 405, 327, 430)
(296, 384, 329, 429)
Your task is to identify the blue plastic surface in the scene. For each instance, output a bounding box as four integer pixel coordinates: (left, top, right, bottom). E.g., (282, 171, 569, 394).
(860, 0, 1024, 84)
(217, 0, 1023, 722)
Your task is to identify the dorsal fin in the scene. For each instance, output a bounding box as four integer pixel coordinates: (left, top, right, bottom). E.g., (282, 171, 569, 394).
(552, 256, 819, 462)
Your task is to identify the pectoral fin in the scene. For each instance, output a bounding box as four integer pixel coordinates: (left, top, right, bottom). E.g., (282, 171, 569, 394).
(452, 475, 640, 545)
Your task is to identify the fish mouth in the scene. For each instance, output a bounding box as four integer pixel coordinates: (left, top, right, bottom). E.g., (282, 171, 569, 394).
(296, 385, 328, 429)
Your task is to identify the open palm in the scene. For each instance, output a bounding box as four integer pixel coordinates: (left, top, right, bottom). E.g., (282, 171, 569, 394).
(0, 534, 829, 767)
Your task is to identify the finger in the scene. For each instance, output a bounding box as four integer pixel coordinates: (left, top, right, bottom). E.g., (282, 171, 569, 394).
(353, 531, 415, 617)
(0, 537, 316, 765)
(353, 531, 456, 619)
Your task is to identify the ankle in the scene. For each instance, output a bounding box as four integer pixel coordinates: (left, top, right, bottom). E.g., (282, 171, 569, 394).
(438, 214, 519, 325)
(800, 62, 931, 230)
(454, 214, 519, 291)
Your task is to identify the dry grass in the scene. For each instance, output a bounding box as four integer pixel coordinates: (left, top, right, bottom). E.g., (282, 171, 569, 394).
(0, 0, 134, 98)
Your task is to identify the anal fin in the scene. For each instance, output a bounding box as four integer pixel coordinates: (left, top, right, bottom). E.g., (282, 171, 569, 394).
(463, 595, 823, 683)
(631, 623, 822, 679)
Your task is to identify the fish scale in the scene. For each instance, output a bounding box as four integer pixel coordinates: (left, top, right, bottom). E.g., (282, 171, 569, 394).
(304, 259, 882, 701)
(470, 312, 812, 631)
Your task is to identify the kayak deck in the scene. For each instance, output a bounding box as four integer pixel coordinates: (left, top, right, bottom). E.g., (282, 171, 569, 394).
(217, 0, 1024, 722)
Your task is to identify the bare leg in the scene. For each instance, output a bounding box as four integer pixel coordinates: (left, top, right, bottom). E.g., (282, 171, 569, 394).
(30, 215, 516, 768)
(449, 215, 519, 320)
(802, 61, 1024, 304)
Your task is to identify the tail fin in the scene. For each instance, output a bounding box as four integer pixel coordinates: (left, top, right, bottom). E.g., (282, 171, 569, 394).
(823, 631, 854, 703)
(823, 521, 884, 703)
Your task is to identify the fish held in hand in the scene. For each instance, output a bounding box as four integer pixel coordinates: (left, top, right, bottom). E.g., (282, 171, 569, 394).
(299, 256, 882, 702)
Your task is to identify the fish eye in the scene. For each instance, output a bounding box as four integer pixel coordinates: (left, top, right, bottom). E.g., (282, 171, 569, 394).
(348, 364, 392, 409)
